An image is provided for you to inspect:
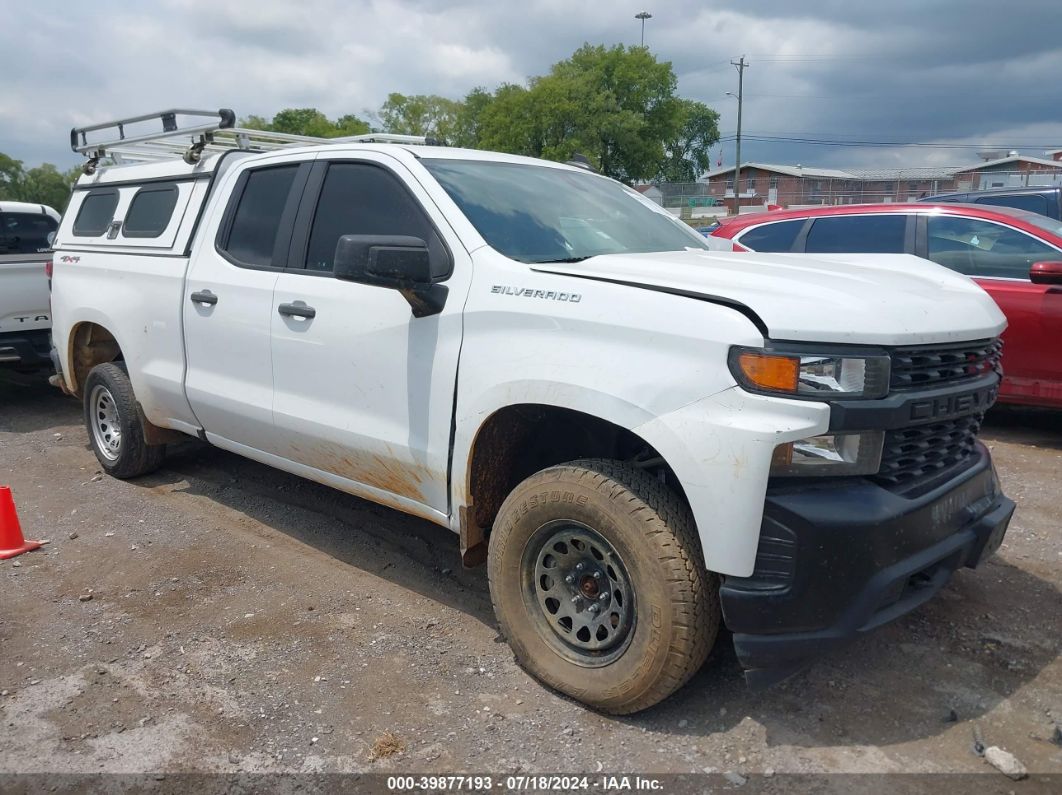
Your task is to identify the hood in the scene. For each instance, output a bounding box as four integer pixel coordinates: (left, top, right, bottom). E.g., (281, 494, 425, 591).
(532, 250, 1007, 345)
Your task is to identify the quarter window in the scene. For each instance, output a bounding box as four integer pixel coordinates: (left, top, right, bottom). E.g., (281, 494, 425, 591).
(304, 162, 447, 277)
(123, 185, 179, 238)
(926, 216, 1060, 279)
(0, 212, 58, 254)
(73, 190, 119, 237)
(223, 165, 299, 267)
(804, 215, 907, 254)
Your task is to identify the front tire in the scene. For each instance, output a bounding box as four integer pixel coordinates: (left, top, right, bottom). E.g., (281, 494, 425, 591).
(488, 458, 720, 714)
(83, 362, 166, 478)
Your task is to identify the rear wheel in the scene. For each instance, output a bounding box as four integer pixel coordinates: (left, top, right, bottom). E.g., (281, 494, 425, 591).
(488, 458, 719, 714)
(83, 362, 166, 478)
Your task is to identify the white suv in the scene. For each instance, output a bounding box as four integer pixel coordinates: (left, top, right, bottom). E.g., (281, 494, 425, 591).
(0, 201, 60, 368)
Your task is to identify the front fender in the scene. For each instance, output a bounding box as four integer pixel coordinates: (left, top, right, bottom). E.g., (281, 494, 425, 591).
(451, 255, 816, 573)
(634, 388, 829, 577)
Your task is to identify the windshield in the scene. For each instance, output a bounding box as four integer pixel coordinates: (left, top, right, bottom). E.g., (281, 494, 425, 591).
(422, 159, 709, 263)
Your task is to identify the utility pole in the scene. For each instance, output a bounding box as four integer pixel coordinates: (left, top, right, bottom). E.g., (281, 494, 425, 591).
(730, 55, 748, 214)
(635, 11, 652, 47)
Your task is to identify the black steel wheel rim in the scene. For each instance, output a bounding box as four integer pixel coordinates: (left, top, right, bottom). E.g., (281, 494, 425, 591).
(521, 520, 636, 667)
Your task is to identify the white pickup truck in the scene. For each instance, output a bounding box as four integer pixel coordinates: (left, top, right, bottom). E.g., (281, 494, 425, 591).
(50, 110, 1015, 713)
(1, 201, 60, 368)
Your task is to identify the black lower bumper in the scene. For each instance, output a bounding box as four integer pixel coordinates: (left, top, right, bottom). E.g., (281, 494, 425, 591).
(721, 443, 1014, 688)
(0, 330, 51, 368)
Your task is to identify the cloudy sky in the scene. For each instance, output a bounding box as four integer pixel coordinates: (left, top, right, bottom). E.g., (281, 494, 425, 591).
(4, 0, 1061, 172)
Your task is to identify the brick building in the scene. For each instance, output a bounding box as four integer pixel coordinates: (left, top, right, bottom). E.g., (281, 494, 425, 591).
(699, 155, 1062, 210)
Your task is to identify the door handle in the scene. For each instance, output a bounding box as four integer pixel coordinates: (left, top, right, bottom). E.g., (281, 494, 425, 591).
(278, 302, 316, 319)
(190, 290, 218, 306)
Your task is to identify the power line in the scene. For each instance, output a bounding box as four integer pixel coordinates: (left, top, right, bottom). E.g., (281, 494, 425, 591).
(742, 53, 900, 61)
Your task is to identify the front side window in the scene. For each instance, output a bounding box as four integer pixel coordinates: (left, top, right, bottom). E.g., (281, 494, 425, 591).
(422, 159, 708, 263)
(927, 216, 1060, 279)
(73, 190, 119, 236)
(804, 214, 907, 254)
(123, 185, 179, 238)
(0, 212, 58, 254)
(223, 165, 299, 267)
(304, 162, 447, 276)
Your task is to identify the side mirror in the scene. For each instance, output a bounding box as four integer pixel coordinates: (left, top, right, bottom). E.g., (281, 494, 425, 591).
(334, 235, 432, 287)
(1030, 261, 1062, 285)
(333, 234, 447, 317)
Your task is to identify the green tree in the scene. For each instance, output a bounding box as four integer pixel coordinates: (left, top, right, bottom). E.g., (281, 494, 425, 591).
(0, 153, 78, 211)
(0, 153, 25, 198)
(21, 164, 77, 212)
(241, 108, 370, 138)
(450, 87, 494, 148)
(658, 99, 720, 182)
(473, 44, 715, 183)
(476, 84, 541, 156)
(376, 93, 462, 139)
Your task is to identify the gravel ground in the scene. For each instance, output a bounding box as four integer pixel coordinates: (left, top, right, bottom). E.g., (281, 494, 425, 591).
(1, 368, 1060, 789)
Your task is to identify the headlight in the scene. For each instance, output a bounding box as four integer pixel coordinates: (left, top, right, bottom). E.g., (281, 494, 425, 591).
(729, 347, 890, 399)
(771, 431, 884, 477)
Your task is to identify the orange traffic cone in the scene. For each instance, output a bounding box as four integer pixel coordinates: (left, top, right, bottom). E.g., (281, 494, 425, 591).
(0, 486, 41, 560)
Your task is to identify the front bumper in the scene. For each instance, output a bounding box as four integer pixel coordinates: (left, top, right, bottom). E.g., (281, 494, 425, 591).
(720, 442, 1014, 688)
(0, 329, 51, 368)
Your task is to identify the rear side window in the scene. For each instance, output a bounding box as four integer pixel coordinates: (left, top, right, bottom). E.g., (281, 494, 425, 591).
(0, 212, 58, 255)
(222, 166, 299, 267)
(123, 185, 179, 238)
(73, 190, 119, 236)
(974, 193, 1050, 216)
(735, 219, 805, 252)
(804, 215, 907, 254)
(304, 162, 448, 277)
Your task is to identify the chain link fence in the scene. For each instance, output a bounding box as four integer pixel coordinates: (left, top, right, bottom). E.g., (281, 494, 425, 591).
(641, 168, 1062, 222)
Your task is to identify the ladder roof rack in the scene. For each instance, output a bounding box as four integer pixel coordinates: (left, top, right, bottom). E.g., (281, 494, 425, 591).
(70, 108, 438, 172)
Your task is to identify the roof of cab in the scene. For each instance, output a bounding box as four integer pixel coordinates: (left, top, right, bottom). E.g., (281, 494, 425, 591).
(75, 142, 598, 188)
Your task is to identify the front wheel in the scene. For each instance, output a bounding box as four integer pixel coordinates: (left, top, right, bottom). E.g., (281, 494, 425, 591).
(487, 458, 720, 714)
(83, 362, 166, 479)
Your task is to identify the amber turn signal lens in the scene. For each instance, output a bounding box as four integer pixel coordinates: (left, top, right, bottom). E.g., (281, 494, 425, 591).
(736, 352, 800, 393)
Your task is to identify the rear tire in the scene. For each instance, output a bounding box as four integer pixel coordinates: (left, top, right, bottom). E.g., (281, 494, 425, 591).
(83, 362, 166, 478)
(487, 458, 719, 714)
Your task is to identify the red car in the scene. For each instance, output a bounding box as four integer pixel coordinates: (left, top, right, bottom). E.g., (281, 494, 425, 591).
(712, 203, 1062, 408)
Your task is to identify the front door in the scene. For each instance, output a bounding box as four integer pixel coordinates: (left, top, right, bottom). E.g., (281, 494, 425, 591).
(921, 213, 1062, 404)
(269, 154, 470, 517)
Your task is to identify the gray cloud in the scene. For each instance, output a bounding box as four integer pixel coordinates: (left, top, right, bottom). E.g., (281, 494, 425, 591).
(3, 0, 1060, 171)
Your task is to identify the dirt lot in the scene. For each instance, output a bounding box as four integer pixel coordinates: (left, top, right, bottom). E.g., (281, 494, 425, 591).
(1, 368, 1060, 788)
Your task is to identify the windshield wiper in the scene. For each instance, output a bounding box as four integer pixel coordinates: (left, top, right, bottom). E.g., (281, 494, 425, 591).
(530, 256, 595, 264)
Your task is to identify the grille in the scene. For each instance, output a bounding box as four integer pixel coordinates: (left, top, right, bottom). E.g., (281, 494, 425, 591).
(890, 338, 1002, 391)
(874, 414, 983, 488)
